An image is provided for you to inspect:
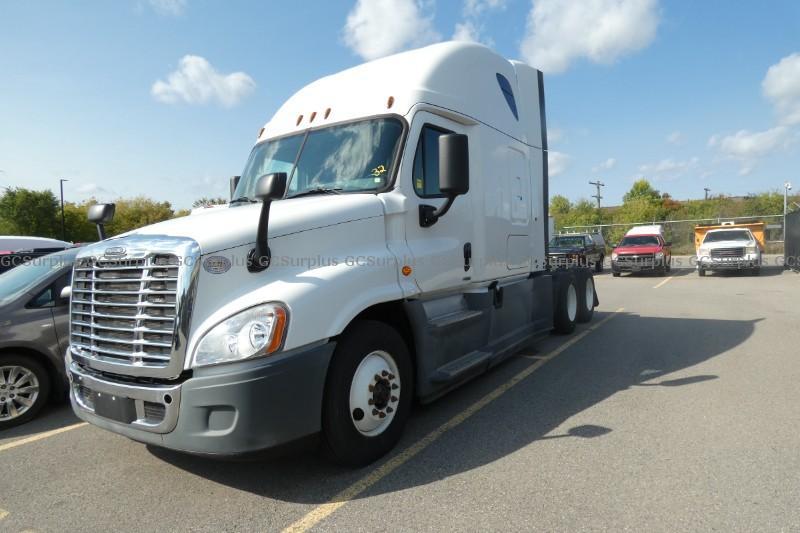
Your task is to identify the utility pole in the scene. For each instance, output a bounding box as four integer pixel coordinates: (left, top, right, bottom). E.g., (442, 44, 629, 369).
(59, 178, 68, 241)
(704, 187, 711, 200)
(785, 181, 793, 242)
(589, 180, 604, 209)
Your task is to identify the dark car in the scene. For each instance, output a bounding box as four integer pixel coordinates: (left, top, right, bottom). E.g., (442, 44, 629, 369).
(0, 248, 77, 428)
(0, 237, 73, 275)
(548, 233, 606, 272)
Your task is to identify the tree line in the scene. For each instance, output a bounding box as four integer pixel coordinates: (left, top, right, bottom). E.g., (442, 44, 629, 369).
(551, 179, 797, 252)
(0, 188, 203, 242)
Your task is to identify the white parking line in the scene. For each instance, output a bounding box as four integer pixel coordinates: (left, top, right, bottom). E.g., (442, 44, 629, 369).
(653, 275, 675, 289)
(0, 423, 88, 454)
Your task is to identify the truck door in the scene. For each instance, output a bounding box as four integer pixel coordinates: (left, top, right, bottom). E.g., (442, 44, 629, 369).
(401, 111, 475, 294)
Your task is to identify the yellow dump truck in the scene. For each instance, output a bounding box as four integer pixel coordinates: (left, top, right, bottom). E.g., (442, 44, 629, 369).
(695, 221, 765, 276)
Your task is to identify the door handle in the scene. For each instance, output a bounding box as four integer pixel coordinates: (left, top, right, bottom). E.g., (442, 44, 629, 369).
(463, 242, 472, 271)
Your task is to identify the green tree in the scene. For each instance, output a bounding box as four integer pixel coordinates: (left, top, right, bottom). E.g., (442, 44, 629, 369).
(105, 197, 176, 235)
(623, 179, 661, 204)
(0, 187, 59, 238)
(192, 197, 228, 208)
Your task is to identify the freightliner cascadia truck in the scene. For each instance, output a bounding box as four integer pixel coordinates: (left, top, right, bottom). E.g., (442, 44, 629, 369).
(66, 42, 598, 466)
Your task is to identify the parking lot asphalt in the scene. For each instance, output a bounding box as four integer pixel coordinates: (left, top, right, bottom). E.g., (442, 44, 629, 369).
(1, 265, 799, 532)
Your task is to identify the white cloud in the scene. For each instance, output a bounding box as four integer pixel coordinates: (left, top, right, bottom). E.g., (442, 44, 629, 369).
(464, 0, 507, 17)
(548, 151, 569, 176)
(151, 55, 256, 107)
(666, 131, 683, 145)
(638, 157, 698, 181)
(148, 0, 186, 16)
(592, 157, 616, 172)
(708, 127, 789, 159)
(343, 0, 440, 60)
(547, 127, 564, 144)
(762, 52, 800, 126)
(520, 0, 660, 73)
(452, 21, 481, 43)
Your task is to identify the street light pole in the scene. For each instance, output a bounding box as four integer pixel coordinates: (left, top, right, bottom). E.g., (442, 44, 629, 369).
(785, 182, 793, 242)
(589, 180, 604, 209)
(59, 178, 68, 241)
(704, 187, 711, 200)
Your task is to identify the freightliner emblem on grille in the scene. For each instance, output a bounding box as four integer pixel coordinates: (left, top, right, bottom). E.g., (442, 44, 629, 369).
(104, 246, 126, 257)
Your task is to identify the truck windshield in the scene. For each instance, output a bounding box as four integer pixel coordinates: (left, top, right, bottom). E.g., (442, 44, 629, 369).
(619, 236, 660, 246)
(550, 236, 584, 247)
(703, 230, 752, 243)
(233, 118, 404, 201)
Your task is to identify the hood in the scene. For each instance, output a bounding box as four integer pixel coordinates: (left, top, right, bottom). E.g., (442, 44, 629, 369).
(117, 194, 385, 254)
(701, 239, 754, 249)
(614, 244, 662, 254)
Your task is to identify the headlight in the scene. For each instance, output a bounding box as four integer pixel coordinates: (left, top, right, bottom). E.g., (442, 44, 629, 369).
(698, 247, 709, 257)
(655, 251, 664, 259)
(192, 303, 288, 367)
(611, 252, 618, 261)
(746, 245, 757, 254)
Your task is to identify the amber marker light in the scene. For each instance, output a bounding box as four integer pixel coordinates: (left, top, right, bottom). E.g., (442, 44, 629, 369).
(401, 265, 412, 277)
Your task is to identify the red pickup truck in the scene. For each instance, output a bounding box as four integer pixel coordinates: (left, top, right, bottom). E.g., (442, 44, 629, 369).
(611, 233, 672, 277)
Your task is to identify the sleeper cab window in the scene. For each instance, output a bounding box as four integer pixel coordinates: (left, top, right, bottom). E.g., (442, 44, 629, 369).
(412, 125, 452, 198)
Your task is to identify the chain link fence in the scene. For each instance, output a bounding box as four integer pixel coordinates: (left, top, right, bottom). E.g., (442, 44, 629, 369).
(562, 214, 786, 255)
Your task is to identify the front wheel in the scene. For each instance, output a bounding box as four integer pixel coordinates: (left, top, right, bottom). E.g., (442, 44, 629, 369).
(595, 256, 604, 273)
(322, 320, 413, 467)
(554, 273, 578, 334)
(0, 355, 51, 429)
(576, 271, 596, 323)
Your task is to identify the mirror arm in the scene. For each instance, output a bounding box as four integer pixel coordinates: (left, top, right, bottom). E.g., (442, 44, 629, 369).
(419, 194, 456, 228)
(96, 224, 106, 241)
(248, 201, 273, 272)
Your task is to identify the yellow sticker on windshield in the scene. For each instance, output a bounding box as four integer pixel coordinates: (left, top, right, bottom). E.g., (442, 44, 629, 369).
(370, 165, 387, 177)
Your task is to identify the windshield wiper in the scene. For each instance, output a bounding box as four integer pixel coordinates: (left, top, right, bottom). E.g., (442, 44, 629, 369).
(287, 187, 343, 199)
(230, 197, 258, 204)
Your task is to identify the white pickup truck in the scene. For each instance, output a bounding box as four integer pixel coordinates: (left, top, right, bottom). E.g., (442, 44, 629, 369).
(66, 42, 598, 466)
(697, 227, 762, 276)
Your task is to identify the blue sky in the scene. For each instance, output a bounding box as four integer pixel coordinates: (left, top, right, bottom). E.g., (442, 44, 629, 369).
(1, 0, 799, 209)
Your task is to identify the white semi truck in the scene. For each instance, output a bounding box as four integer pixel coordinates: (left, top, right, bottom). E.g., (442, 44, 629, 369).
(67, 42, 598, 466)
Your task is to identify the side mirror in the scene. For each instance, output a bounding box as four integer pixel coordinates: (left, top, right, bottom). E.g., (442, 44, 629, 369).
(248, 173, 288, 272)
(420, 133, 469, 227)
(60, 286, 72, 300)
(230, 175, 241, 200)
(87, 203, 116, 241)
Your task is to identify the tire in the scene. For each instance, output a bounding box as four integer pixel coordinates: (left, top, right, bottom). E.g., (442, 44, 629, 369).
(0, 355, 52, 429)
(322, 320, 413, 467)
(666, 257, 672, 273)
(751, 267, 761, 276)
(576, 270, 595, 323)
(595, 255, 604, 273)
(612, 272, 621, 278)
(553, 273, 578, 334)
(698, 268, 706, 277)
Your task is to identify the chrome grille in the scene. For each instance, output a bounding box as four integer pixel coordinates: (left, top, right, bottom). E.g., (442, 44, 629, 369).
(615, 253, 655, 265)
(70, 254, 179, 368)
(710, 247, 745, 258)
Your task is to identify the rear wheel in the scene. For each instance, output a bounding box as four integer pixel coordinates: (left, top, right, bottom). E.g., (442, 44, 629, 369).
(0, 355, 51, 429)
(322, 320, 413, 467)
(698, 268, 706, 277)
(554, 273, 578, 334)
(576, 271, 595, 323)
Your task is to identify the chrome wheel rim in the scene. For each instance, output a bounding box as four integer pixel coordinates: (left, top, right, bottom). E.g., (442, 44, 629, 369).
(349, 350, 401, 436)
(0, 365, 40, 422)
(567, 284, 578, 322)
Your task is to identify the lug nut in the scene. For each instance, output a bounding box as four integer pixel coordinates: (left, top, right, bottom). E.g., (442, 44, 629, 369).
(372, 409, 379, 416)
(386, 407, 393, 413)
(391, 384, 398, 390)
(378, 411, 386, 419)
(374, 374, 381, 381)
(381, 370, 388, 377)
(391, 396, 398, 402)
(388, 374, 395, 380)
(368, 399, 374, 405)
(368, 385, 374, 392)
